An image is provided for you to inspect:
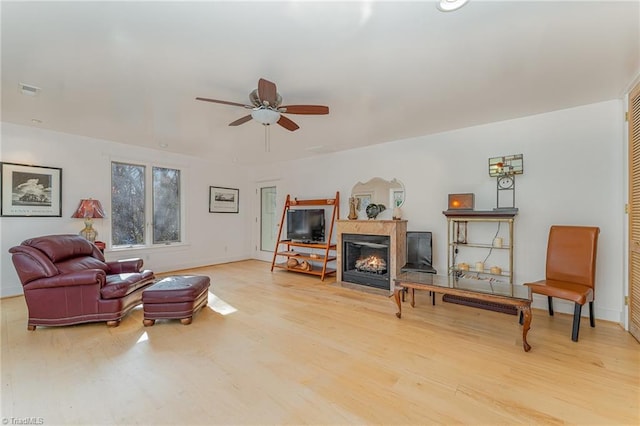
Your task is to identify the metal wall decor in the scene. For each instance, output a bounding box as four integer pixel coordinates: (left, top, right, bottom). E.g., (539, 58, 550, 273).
(489, 154, 523, 210)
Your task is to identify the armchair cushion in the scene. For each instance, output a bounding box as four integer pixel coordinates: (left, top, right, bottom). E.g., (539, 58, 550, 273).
(57, 256, 109, 274)
(102, 270, 155, 299)
(524, 279, 593, 305)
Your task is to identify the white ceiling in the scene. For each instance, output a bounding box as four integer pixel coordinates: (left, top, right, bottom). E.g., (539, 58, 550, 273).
(2, 1, 639, 166)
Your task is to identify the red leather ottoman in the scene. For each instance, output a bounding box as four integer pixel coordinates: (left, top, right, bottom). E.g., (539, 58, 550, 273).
(142, 275, 210, 326)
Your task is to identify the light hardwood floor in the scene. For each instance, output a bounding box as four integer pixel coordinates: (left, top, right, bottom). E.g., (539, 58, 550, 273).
(1, 260, 638, 425)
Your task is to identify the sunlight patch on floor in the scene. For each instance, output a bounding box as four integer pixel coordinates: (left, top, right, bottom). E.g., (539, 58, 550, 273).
(136, 332, 149, 344)
(206, 292, 237, 315)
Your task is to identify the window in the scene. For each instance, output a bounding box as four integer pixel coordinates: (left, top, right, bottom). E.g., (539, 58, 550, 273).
(111, 161, 182, 247)
(152, 167, 181, 244)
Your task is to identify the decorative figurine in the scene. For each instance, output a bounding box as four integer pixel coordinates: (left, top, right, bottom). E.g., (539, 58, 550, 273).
(348, 197, 360, 220)
(365, 203, 386, 220)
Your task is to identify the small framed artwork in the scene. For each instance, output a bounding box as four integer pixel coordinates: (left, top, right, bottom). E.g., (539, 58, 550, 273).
(353, 192, 372, 212)
(1, 162, 62, 217)
(209, 186, 239, 213)
(391, 189, 405, 208)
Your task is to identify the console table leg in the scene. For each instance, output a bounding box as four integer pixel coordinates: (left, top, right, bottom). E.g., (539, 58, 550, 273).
(393, 288, 403, 318)
(521, 306, 532, 352)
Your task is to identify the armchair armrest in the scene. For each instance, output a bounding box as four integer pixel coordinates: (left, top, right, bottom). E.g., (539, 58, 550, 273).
(107, 258, 144, 274)
(9, 245, 58, 284)
(22, 269, 106, 291)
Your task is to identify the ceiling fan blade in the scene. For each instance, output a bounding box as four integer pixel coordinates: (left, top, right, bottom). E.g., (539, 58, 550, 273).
(279, 105, 329, 115)
(277, 115, 300, 131)
(196, 97, 250, 108)
(229, 115, 253, 126)
(258, 78, 277, 107)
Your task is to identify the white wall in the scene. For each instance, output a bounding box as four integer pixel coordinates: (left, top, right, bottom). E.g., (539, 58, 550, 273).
(0, 123, 253, 297)
(249, 100, 626, 323)
(1, 100, 627, 323)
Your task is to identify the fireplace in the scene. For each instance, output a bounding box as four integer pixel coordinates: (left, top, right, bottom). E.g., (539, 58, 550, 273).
(336, 220, 407, 293)
(342, 234, 390, 290)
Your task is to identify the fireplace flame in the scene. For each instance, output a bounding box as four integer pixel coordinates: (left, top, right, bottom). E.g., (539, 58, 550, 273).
(355, 255, 387, 273)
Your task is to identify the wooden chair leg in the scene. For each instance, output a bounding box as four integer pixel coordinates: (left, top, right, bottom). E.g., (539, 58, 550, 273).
(431, 291, 436, 306)
(548, 296, 554, 316)
(572, 303, 582, 342)
(519, 310, 523, 325)
(589, 301, 595, 327)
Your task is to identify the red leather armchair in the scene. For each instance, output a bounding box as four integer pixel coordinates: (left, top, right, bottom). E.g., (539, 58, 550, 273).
(9, 234, 155, 330)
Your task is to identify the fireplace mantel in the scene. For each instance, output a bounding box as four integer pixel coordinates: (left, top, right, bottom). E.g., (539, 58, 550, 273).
(336, 220, 407, 292)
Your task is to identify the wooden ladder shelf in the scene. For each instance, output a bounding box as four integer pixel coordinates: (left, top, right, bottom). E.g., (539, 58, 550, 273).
(270, 192, 340, 281)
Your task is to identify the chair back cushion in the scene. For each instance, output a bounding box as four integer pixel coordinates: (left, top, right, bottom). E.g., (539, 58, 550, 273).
(20, 234, 108, 275)
(546, 225, 599, 288)
(22, 234, 96, 262)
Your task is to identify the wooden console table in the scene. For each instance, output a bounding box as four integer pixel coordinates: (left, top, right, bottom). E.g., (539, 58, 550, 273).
(393, 272, 532, 352)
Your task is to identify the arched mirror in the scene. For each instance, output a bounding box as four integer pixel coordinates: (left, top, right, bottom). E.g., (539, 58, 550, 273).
(351, 177, 405, 213)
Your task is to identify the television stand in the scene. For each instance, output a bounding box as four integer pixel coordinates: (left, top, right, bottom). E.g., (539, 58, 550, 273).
(270, 193, 339, 281)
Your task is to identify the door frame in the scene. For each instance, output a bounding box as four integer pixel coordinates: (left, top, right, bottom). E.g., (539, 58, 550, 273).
(253, 180, 280, 262)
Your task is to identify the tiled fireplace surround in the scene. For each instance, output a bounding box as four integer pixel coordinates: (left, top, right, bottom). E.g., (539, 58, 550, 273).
(336, 220, 407, 292)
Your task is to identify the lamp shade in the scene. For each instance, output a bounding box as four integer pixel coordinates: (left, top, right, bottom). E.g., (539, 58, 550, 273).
(71, 199, 106, 219)
(251, 108, 280, 125)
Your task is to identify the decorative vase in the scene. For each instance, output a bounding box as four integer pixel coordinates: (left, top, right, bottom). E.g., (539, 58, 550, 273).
(392, 206, 402, 220)
(348, 197, 359, 220)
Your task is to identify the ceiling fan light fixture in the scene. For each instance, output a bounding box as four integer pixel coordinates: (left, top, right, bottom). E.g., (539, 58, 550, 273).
(251, 108, 280, 125)
(437, 0, 469, 12)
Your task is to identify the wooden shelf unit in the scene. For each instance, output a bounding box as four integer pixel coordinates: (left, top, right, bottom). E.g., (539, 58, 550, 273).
(270, 192, 340, 281)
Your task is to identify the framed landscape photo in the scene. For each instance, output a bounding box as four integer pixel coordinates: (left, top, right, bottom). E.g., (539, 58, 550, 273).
(1, 162, 62, 217)
(209, 186, 239, 213)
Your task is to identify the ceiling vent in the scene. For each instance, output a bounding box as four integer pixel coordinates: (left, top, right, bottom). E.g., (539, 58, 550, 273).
(19, 83, 41, 96)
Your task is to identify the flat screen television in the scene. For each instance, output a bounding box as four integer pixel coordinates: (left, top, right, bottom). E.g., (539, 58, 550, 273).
(287, 209, 325, 242)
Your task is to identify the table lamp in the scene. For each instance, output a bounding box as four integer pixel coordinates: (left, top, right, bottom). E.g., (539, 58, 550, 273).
(71, 199, 105, 243)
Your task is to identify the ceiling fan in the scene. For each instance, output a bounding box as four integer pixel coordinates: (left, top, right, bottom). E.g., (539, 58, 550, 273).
(196, 78, 329, 132)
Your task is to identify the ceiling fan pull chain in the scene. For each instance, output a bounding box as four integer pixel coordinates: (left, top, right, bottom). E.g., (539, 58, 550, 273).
(264, 125, 270, 152)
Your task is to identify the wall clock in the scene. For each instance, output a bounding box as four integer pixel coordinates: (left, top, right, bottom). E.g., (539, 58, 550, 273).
(498, 175, 514, 189)
(489, 154, 523, 210)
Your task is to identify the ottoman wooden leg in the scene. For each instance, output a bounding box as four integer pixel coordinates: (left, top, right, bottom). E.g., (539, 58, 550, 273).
(180, 317, 193, 325)
(143, 319, 155, 327)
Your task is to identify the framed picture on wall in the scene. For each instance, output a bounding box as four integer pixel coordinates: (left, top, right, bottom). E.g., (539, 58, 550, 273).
(353, 192, 373, 212)
(209, 186, 239, 213)
(1, 162, 62, 217)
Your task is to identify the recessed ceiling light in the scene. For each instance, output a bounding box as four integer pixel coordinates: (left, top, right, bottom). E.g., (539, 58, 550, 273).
(19, 83, 41, 96)
(31, 118, 42, 124)
(437, 0, 469, 12)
